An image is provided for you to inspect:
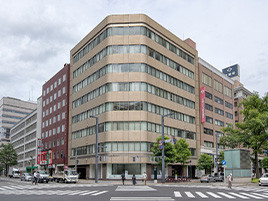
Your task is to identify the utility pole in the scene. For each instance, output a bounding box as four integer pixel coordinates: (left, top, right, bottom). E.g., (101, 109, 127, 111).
(90, 115, 99, 183)
(215, 133, 218, 177)
(161, 113, 173, 184)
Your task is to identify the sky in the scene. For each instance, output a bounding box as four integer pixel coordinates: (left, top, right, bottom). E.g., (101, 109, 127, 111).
(0, 0, 267, 102)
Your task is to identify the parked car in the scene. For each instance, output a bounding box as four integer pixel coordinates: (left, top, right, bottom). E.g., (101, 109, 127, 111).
(214, 172, 224, 182)
(37, 170, 49, 183)
(200, 174, 215, 183)
(20, 173, 33, 181)
(259, 173, 268, 186)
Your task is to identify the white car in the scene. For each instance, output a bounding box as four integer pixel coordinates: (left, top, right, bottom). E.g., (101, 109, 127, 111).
(259, 173, 268, 186)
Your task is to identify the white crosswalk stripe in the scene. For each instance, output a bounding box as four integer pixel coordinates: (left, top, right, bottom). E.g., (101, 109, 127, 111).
(250, 193, 268, 198)
(91, 191, 108, 196)
(174, 191, 182, 197)
(228, 192, 250, 199)
(110, 197, 174, 201)
(185, 191, 195, 198)
(206, 192, 222, 198)
(79, 190, 98, 195)
(196, 192, 209, 198)
(239, 192, 264, 199)
(217, 192, 236, 199)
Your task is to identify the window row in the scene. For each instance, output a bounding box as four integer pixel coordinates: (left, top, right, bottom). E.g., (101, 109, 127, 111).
(2, 115, 23, 120)
(203, 128, 223, 137)
(42, 112, 66, 128)
(73, 26, 194, 65)
(201, 73, 232, 98)
(73, 44, 194, 81)
(205, 91, 233, 109)
(43, 99, 66, 118)
(72, 101, 195, 124)
(44, 137, 65, 149)
(42, 124, 65, 138)
(72, 82, 195, 110)
(204, 104, 233, 119)
(73, 63, 195, 94)
(43, 74, 66, 96)
(43, 89, 66, 107)
(3, 108, 30, 115)
(71, 121, 196, 140)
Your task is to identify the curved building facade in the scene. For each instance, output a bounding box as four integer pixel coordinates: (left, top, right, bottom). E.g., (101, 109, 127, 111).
(69, 14, 199, 179)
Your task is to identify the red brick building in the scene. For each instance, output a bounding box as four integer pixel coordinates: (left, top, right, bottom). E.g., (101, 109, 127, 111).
(40, 64, 70, 175)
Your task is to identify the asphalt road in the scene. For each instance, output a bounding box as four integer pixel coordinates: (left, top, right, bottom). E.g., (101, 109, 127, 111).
(1, 177, 268, 201)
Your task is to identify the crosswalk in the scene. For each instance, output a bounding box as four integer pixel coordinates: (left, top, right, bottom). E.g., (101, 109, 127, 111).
(0, 184, 108, 196)
(174, 191, 268, 199)
(116, 186, 156, 191)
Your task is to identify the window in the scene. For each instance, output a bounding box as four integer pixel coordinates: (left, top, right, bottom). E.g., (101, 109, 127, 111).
(61, 137, 64, 145)
(205, 103, 213, 111)
(215, 107, 224, 116)
(234, 102, 237, 107)
(215, 119, 224, 127)
(62, 112, 65, 119)
(58, 114, 60, 121)
(63, 87, 66, 94)
(50, 107, 52, 114)
(205, 91, 212, 99)
(43, 90, 46, 96)
(43, 101, 45, 107)
(53, 141, 56, 147)
(63, 74, 66, 82)
(54, 93, 57, 100)
(54, 81, 57, 88)
(62, 99, 66, 106)
(235, 111, 238, 116)
(62, 125, 65, 132)
(204, 141, 213, 148)
(53, 116, 56, 123)
(214, 80, 223, 93)
(45, 131, 48, 138)
(58, 90, 61, 97)
(216, 131, 224, 137)
(57, 127, 60, 134)
(58, 102, 61, 109)
(204, 127, 213, 135)
(215, 96, 223, 104)
(224, 86, 232, 98)
(205, 116, 213, 124)
(58, 78, 61, 85)
(53, 128, 56, 135)
(226, 112, 233, 119)
(202, 73, 212, 87)
(42, 111, 45, 118)
(57, 139, 60, 146)
(54, 104, 56, 111)
(225, 101, 233, 109)
(46, 88, 49, 94)
(49, 141, 51, 148)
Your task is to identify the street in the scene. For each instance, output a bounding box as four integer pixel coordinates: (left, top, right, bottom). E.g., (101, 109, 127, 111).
(1, 177, 268, 201)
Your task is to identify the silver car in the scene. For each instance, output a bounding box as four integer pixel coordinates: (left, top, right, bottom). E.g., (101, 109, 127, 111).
(21, 173, 33, 181)
(200, 174, 215, 183)
(259, 173, 268, 186)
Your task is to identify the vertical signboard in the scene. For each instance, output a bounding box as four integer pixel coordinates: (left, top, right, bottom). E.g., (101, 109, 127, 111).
(201, 87, 205, 123)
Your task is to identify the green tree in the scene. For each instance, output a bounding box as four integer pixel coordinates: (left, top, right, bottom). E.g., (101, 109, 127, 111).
(197, 154, 214, 174)
(151, 136, 176, 166)
(220, 124, 240, 149)
(219, 93, 268, 178)
(218, 151, 224, 170)
(0, 143, 18, 177)
(262, 157, 268, 173)
(174, 138, 191, 166)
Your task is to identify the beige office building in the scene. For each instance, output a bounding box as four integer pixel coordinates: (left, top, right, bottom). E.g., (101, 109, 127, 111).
(69, 14, 199, 179)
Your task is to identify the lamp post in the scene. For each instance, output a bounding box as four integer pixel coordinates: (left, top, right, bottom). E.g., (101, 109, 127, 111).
(30, 156, 34, 174)
(161, 113, 173, 184)
(215, 133, 220, 177)
(90, 115, 99, 183)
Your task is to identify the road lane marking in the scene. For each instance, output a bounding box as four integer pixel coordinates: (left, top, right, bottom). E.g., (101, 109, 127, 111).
(185, 192, 195, 198)
(68, 190, 89, 195)
(196, 192, 208, 198)
(250, 193, 268, 198)
(228, 192, 250, 199)
(80, 190, 98, 195)
(206, 192, 221, 198)
(239, 192, 264, 199)
(174, 191, 182, 197)
(91, 191, 108, 196)
(217, 192, 236, 199)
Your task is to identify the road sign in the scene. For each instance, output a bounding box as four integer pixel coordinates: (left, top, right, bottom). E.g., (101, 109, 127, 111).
(222, 160, 226, 165)
(159, 145, 162, 149)
(159, 140, 162, 144)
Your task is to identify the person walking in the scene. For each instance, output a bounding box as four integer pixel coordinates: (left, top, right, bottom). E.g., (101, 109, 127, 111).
(33, 171, 38, 185)
(143, 172, 147, 185)
(121, 172, 126, 185)
(132, 174, 136, 185)
(227, 173, 232, 189)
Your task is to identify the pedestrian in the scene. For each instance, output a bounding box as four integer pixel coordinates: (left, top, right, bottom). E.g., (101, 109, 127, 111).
(33, 171, 38, 185)
(143, 172, 147, 185)
(227, 173, 232, 189)
(121, 172, 126, 185)
(132, 174, 136, 185)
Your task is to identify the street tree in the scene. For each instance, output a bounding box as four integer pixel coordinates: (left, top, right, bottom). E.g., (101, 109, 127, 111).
(151, 135, 176, 166)
(262, 157, 268, 173)
(197, 154, 214, 174)
(219, 93, 268, 178)
(0, 143, 18, 177)
(174, 138, 191, 166)
(218, 151, 224, 171)
(220, 124, 240, 149)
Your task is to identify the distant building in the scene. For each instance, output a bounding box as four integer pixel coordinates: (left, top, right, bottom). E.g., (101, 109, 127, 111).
(0, 97, 37, 146)
(40, 64, 70, 176)
(10, 97, 42, 172)
(198, 58, 235, 175)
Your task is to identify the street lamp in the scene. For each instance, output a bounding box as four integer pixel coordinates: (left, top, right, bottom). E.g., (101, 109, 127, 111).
(90, 115, 99, 183)
(215, 133, 221, 177)
(161, 113, 173, 184)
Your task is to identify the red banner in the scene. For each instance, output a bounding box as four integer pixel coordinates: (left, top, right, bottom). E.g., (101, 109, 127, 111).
(201, 87, 205, 123)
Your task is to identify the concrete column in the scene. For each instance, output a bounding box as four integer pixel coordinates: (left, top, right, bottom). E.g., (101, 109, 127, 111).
(102, 164, 107, 179)
(146, 164, 151, 180)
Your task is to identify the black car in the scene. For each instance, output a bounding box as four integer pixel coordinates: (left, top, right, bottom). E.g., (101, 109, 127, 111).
(214, 172, 224, 182)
